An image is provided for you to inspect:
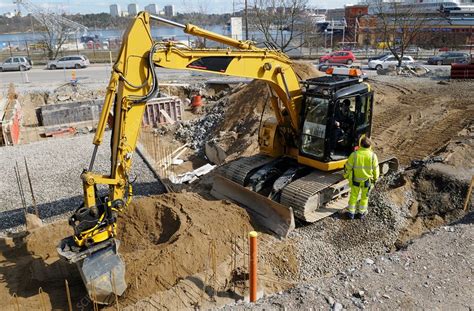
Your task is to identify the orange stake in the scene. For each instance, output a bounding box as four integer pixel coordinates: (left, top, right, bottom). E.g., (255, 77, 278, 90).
(249, 231, 258, 302)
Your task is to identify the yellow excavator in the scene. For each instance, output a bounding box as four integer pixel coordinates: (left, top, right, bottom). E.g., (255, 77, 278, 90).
(57, 12, 398, 304)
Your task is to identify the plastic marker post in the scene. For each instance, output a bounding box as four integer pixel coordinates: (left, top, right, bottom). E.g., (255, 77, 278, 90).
(249, 231, 258, 302)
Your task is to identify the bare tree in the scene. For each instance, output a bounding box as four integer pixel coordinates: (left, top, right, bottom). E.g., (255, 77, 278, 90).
(35, 16, 71, 60)
(250, 0, 312, 52)
(372, 0, 434, 67)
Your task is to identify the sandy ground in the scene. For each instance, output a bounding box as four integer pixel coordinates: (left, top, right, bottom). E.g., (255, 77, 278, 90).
(370, 77, 474, 165)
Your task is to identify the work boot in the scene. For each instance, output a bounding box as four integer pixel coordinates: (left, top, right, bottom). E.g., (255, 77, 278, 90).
(358, 213, 367, 220)
(347, 212, 355, 220)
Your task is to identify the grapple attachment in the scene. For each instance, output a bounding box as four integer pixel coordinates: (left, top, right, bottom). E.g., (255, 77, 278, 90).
(57, 237, 126, 305)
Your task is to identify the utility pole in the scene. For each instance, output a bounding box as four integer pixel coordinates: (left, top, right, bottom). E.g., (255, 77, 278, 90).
(245, 0, 249, 40)
(330, 20, 334, 49)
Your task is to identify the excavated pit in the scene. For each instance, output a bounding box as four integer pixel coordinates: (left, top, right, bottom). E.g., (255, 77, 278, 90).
(385, 163, 471, 249)
(117, 202, 182, 251)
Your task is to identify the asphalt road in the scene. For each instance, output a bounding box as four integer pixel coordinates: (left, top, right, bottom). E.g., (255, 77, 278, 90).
(0, 64, 211, 85)
(0, 62, 451, 86)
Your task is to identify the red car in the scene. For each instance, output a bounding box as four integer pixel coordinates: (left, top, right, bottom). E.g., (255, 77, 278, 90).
(319, 51, 356, 65)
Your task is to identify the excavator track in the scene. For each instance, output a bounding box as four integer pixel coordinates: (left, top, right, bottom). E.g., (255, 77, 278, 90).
(214, 156, 399, 233)
(280, 170, 349, 222)
(220, 154, 275, 185)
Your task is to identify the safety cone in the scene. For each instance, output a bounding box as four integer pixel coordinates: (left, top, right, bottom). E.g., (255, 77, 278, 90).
(71, 70, 77, 87)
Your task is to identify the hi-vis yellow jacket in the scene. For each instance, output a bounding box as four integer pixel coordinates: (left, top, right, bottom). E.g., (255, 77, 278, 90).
(343, 147, 380, 185)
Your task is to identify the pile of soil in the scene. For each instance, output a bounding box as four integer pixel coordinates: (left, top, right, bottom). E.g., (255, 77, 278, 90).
(370, 79, 474, 165)
(209, 61, 323, 161)
(116, 193, 254, 305)
(0, 193, 256, 310)
(388, 163, 471, 248)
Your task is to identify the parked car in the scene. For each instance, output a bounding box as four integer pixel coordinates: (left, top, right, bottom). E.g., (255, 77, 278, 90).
(368, 55, 415, 70)
(427, 52, 470, 65)
(0, 56, 32, 71)
(368, 52, 391, 62)
(47, 55, 90, 70)
(319, 51, 356, 65)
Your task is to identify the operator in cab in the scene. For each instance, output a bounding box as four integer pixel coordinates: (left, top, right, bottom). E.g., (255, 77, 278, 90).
(343, 135, 380, 220)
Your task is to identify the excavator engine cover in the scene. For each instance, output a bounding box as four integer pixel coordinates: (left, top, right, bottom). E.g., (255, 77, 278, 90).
(57, 237, 126, 304)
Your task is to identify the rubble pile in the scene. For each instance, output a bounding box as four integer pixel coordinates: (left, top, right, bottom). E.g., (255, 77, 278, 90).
(175, 97, 228, 151)
(50, 83, 106, 103)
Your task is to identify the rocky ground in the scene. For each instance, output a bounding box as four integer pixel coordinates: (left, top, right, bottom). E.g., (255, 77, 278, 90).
(225, 212, 474, 311)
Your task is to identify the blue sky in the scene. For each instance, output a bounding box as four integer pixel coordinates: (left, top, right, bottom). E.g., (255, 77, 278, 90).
(0, 0, 351, 15)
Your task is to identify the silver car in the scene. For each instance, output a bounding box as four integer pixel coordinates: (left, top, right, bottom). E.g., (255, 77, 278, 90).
(0, 56, 32, 71)
(368, 55, 415, 70)
(47, 55, 90, 70)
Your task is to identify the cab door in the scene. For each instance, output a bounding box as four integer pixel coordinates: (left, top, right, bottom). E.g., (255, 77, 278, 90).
(354, 92, 373, 144)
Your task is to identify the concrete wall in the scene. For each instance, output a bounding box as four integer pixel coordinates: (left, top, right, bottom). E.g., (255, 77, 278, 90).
(37, 99, 104, 126)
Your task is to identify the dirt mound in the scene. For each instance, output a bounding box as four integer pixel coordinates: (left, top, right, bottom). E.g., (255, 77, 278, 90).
(0, 193, 255, 310)
(116, 193, 254, 305)
(370, 78, 474, 165)
(208, 61, 322, 161)
(291, 61, 323, 80)
(388, 163, 470, 247)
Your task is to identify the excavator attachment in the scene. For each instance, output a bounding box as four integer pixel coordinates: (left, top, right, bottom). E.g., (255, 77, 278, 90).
(211, 175, 295, 238)
(57, 237, 126, 304)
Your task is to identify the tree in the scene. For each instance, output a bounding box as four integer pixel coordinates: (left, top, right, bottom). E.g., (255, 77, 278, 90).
(34, 14, 71, 60)
(372, 0, 434, 68)
(250, 0, 313, 52)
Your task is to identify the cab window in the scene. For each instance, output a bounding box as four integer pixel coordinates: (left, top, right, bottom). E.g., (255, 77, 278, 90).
(331, 98, 356, 159)
(301, 97, 329, 158)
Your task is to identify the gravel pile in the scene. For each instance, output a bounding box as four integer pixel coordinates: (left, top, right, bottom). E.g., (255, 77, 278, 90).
(175, 98, 227, 151)
(292, 161, 470, 281)
(223, 212, 474, 311)
(0, 131, 164, 233)
(291, 179, 406, 281)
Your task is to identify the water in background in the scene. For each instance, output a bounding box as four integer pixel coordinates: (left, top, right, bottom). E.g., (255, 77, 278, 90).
(0, 24, 225, 47)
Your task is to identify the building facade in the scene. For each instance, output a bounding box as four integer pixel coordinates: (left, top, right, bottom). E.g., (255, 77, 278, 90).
(145, 4, 159, 15)
(128, 3, 139, 16)
(164, 5, 176, 17)
(357, 0, 474, 47)
(109, 4, 120, 17)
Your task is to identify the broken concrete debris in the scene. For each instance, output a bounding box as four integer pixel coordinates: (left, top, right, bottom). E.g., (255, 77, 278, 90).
(170, 163, 216, 184)
(175, 97, 227, 151)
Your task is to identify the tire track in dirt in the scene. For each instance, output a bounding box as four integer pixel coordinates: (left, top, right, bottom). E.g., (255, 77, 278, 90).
(396, 109, 471, 164)
(370, 78, 474, 165)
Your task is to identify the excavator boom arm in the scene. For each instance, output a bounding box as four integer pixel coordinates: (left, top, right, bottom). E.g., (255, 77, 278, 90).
(152, 46, 303, 129)
(60, 11, 304, 304)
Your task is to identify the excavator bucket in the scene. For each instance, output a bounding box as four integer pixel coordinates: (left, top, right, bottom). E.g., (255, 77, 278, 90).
(211, 174, 295, 238)
(57, 237, 126, 304)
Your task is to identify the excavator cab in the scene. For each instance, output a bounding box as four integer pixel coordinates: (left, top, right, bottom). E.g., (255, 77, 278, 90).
(300, 73, 373, 163)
